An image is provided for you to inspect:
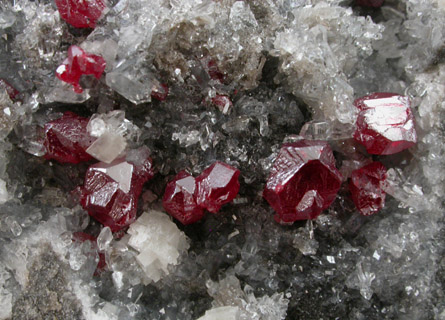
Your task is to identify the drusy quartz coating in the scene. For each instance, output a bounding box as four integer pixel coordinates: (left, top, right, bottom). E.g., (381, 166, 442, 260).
(162, 171, 205, 225)
(79, 152, 154, 232)
(195, 162, 241, 214)
(56, 45, 106, 93)
(349, 161, 387, 216)
(55, 0, 106, 29)
(43, 111, 95, 164)
(353, 93, 417, 155)
(263, 140, 342, 224)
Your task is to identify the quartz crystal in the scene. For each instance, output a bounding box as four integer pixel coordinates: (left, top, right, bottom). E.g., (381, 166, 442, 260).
(197, 306, 240, 320)
(55, 0, 106, 29)
(195, 162, 240, 214)
(353, 93, 417, 155)
(349, 162, 387, 216)
(162, 171, 204, 225)
(263, 140, 342, 223)
(79, 149, 154, 231)
(43, 111, 95, 164)
(56, 45, 106, 93)
(0, 79, 19, 101)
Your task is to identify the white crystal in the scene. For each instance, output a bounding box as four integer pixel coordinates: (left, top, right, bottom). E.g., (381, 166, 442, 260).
(197, 306, 240, 320)
(86, 132, 127, 164)
(0, 178, 8, 204)
(97, 227, 113, 252)
(91, 159, 134, 193)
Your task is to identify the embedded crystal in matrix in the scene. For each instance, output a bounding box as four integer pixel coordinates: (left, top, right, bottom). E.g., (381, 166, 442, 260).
(353, 93, 417, 155)
(55, 0, 106, 29)
(56, 45, 106, 93)
(79, 151, 154, 232)
(263, 140, 342, 224)
(349, 161, 387, 216)
(43, 111, 95, 164)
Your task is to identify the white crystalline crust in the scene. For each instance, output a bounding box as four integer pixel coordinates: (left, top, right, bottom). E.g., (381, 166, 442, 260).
(127, 211, 189, 284)
(197, 306, 240, 320)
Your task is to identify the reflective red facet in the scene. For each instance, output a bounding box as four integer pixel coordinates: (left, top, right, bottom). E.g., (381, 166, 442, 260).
(263, 140, 342, 224)
(349, 161, 387, 216)
(43, 111, 95, 164)
(56, 45, 106, 93)
(55, 0, 106, 29)
(79, 155, 154, 232)
(195, 162, 240, 214)
(353, 93, 417, 155)
(162, 171, 205, 225)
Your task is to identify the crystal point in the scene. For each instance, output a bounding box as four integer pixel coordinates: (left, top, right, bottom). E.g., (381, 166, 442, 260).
(263, 140, 342, 223)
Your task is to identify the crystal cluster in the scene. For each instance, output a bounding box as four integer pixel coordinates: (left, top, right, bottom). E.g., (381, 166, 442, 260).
(55, 0, 106, 29)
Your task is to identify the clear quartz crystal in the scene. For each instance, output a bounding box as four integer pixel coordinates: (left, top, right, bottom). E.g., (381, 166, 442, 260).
(0, 178, 8, 204)
(97, 226, 113, 252)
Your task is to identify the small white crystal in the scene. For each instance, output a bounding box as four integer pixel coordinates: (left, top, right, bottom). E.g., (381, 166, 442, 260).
(86, 131, 127, 164)
(197, 306, 240, 320)
(97, 227, 113, 252)
(91, 160, 134, 193)
(0, 179, 8, 204)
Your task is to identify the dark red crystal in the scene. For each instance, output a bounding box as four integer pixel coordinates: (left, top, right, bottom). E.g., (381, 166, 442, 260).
(211, 95, 233, 112)
(349, 161, 387, 216)
(162, 171, 205, 225)
(0, 79, 19, 100)
(79, 152, 154, 232)
(43, 111, 95, 164)
(195, 162, 240, 214)
(55, 0, 106, 29)
(151, 83, 169, 101)
(56, 45, 106, 93)
(353, 93, 417, 155)
(263, 140, 342, 224)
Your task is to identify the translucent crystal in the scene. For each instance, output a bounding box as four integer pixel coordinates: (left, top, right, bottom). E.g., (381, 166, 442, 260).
(97, 227, 113, 252)
(197, 306, 240, 320)
(0, 178, 8, 204)
(86, 132, 126, 164)
(55, 0, 106, 29)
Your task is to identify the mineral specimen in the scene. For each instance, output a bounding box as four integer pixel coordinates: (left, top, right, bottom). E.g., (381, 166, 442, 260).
(349, 162, 387, 216)
(79, 150, 154, 231)
(56, 45, 106, 93)
(55, 0, 106, 29)
(356, 0, 385, 7)
(353, 93, 417, 155)
(43, 111, 94, 164)
(162, 170, 204, 225)
(0, 79, 19, 101)
(263, 140, 342, 223)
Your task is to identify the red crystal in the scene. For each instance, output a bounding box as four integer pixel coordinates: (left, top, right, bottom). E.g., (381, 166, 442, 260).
(211, 95, 233, 112)
(162, 171, 205, 225)
(56, 45, 106, 93)
(79, 151, 154, 232)
(195, 162, 240, 214)
(263, 140, 342, 224)
(356, 0, 384, 8)
(151, 83, 169, 101)
(349, 162, 387, 216)
(43, 111, 95, 164)
(353, 93, 417, 155)
(0, 79, 19, 100)
(55, 0, 106, 29)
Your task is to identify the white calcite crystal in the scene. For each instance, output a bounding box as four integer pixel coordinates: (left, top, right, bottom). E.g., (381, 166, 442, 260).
(197, 306, 240, 320)
(127, 210, 189, 284)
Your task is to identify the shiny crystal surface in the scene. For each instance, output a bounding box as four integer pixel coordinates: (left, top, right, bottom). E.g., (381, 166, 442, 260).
(263, 140, 342, 223)
(350, 162, 387, 216)
(195, 162, 240, 214)
(55, 45, 106, 93)
(79, 151, 153, 231)
(162, 171, 204, 225)
(43, 111, 95, 164)
(353, 93, 417, 155)
(55, 0, 106, 29)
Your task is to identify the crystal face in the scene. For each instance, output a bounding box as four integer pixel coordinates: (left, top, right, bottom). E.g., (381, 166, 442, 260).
(55, 0, 106, 29)
(79, 152, 154, 232)
(353, 93, 417, 155)
(195, 162, 241, 214)
(349, 162, 387, 216)
(263, 140, 342, 223)
(56, 45, 106, 93)
(0, 79, 19, 101)
(162, 171, 204, 225)
(43, 111, 95, 164)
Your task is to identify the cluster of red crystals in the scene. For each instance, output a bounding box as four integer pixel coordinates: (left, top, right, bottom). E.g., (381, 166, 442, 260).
(163, 162, 240, 225)
(56, 45, 106, 93)
(43, 111, 95, 164)
(353, 93, 417, 155)
(79, 153, 154, 232)
(55, 0, 106, 29)
(151, 83, 169, 101)
(356, 0, 384, 8)
(0, 79, 19, 100)
(349, 162, 387, 216)
(263, 140, 342, 224)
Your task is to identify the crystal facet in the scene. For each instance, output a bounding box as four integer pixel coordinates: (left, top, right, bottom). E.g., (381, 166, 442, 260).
(56, 45, 106, 93)
(43, 112, 95, 164)
(195, 162, 240, 214)
(55, 0, 106, 29)
(162, 171, 205, 225)
(263, 140, 342, 223)
(353, 93, 417, 155)
(79, 151, 154, 231)
(349, 162, 387, 216)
